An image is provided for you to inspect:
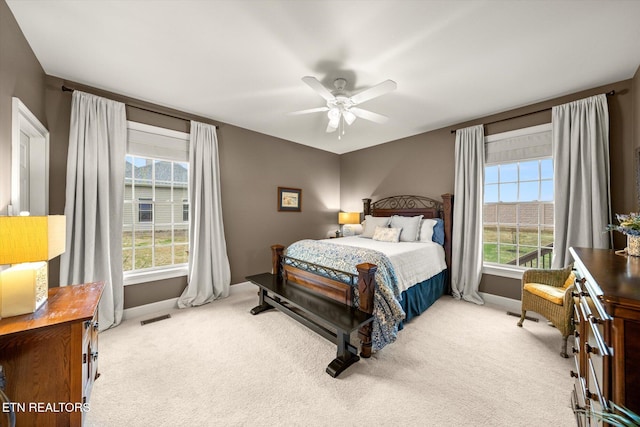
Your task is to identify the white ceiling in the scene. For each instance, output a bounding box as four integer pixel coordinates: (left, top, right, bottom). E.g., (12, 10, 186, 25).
(7, 0, 640, 154)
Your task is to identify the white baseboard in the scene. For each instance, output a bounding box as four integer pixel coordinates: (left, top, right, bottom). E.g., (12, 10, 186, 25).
(122, 297, 179, 321)
(122, 281, 258, 321)
(479, 292, 544, 321)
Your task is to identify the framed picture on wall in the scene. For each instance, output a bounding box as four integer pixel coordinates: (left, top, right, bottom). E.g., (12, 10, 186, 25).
(277, 187, 302, 212)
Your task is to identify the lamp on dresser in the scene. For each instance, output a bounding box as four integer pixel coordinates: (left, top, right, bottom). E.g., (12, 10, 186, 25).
(0, 215, 65, 317)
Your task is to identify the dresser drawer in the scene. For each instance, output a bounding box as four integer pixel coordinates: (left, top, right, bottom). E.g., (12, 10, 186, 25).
(569, 247, 640, 418)
(82, 310, 100, 407)
(571, 384, 588, 427)
(586, 355, 608, 412)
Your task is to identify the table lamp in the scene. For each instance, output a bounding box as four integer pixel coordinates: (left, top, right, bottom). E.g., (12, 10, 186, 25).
(338, 212, 361, 237)
(0, 215, 66, 318)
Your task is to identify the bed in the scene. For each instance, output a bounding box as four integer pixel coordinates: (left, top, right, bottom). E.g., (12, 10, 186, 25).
(248, 194, 453, 375)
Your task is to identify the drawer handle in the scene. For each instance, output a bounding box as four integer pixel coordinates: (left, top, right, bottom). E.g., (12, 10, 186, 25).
(585, 343, 599, 355)
(570, 370, 579, 378)
(572, 347, 579, 354)
(92, 351, 98, 361)
(585, 389, 599, 401)
(589, 315, 601, 325)
(93, 322, 99, 331)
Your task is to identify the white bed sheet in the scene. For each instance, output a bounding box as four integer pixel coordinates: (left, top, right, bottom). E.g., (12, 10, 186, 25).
(323, 236, 447, 293)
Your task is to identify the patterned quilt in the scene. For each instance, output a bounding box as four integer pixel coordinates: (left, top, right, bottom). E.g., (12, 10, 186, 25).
(285, 239, 405, 351)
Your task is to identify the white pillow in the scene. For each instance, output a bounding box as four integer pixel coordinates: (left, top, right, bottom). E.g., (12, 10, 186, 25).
(418, 218, 437, 242)
(390, 215, 423, 242)
(342, 223, 363, 236)
(361, 215, 390, 238)
(372, 226, 402, 243)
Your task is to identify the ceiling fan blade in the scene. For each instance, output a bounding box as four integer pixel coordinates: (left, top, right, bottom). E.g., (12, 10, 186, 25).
(302, 76, 335, 102)
(288, 107, 329, 115)
(350, 79, 397, 105)
(351, 107, 389, 123)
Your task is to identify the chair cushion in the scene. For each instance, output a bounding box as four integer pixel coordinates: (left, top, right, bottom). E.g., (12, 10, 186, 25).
(563, 272, 576, 289)
(523, 282, 566, 305)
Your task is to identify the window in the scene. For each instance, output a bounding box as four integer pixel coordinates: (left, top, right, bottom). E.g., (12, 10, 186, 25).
(483, 124, 554, 271)
(138, 198, 153, 223)
(123, 122, 190, 282)
(182, 199, 189, 222)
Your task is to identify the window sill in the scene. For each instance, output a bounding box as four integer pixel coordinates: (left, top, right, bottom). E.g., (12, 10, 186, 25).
(482, 264, 525, 280)
(124, 265, 188, 286)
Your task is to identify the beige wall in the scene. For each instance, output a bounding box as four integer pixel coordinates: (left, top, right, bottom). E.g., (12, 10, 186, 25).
(0, 1, 46, 215)
(3, 0, 640, 306)
(1, 2, 340, 308)
(44, 77, 340, 308)
(341, 79, 636, 300)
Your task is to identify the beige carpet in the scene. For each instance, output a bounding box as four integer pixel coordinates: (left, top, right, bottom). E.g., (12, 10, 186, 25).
(85, 282, 575, 427)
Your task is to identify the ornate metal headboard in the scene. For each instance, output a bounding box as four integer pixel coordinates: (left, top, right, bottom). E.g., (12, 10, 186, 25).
(362, 195, 443, 219)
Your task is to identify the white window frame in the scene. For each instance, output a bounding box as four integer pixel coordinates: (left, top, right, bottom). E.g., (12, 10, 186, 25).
(138, 197, 153, 223)
(124, 122, 190, 286)
(482, 123, 553, 280)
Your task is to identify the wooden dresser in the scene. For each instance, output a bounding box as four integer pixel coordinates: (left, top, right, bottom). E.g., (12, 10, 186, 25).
(0, 282, 104, 426)
(569, 248, 640, 425)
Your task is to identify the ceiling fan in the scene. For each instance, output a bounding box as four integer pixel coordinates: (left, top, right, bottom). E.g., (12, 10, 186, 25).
(290, 76, 397, 138)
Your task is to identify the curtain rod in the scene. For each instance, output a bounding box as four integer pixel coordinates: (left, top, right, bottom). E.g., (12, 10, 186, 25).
(449, 90, 615, 134)
(61, 85, 219, 128)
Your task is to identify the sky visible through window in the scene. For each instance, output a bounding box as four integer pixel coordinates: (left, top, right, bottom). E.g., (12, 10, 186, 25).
(485, 159, 553, 203)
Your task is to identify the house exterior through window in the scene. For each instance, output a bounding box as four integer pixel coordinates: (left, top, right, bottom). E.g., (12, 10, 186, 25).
(123, 122, 190, 284)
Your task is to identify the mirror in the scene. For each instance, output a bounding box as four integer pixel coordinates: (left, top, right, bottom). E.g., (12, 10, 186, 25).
(11, 97, 49, 216)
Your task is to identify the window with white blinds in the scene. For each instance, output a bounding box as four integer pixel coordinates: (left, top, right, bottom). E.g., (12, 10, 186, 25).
(483, 124, 554, 271)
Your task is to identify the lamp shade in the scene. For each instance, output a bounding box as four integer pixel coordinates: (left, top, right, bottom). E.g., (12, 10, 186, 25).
(338, 212, 360, 225)
(0, 215, 66, 264)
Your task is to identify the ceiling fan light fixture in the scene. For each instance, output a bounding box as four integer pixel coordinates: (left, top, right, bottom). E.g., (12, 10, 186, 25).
(293, 75, 397, 139)
(343, 110, 356, 125)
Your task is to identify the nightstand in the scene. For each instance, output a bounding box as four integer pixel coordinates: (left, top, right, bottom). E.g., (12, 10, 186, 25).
(0, 282, 104, 426)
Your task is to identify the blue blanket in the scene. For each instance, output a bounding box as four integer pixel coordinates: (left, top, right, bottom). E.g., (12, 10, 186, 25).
(285, 239, 405, 351)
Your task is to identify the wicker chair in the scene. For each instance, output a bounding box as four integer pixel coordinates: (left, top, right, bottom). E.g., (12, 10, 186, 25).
(517, 264, 576, 358)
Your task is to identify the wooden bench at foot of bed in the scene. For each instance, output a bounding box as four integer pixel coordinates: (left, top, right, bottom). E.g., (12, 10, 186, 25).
(247, 260, 376, 378)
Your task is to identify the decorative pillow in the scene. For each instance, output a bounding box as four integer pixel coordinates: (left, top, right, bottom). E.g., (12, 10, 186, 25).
(390, 215, 423, 242)
(432, 218, 445, 245)
(372, 226, 402, 243)
(360, 215, 390, 238)
(418, 218, 445, 245)
(418, 218, 436, 242)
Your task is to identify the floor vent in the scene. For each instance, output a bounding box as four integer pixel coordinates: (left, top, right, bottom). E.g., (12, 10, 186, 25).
(140, 314, 171, 326)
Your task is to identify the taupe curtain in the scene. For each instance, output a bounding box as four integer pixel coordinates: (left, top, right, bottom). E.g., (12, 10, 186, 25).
(552, 94, 611, 268)
(60, 90, 126, 331)
(178, 121, 230, 307)
(451, 124, 485, 305)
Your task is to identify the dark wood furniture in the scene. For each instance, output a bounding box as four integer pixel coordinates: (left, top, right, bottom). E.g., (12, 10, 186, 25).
(247, 272, 374, 377)
(569, 247, 640, 424)
(250, 194, 453, 375)
(0, 282, 104, 427)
